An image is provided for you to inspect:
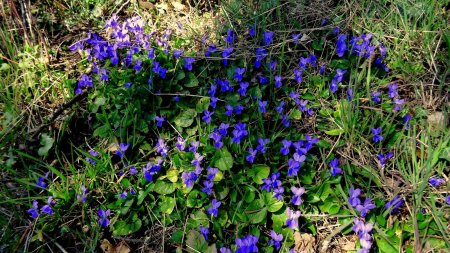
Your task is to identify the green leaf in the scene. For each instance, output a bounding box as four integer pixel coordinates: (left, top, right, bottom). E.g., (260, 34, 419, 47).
(166, 169, 179, 183)
(138, 184, 154, 205)
(267, 200, 284, 212)
(196, 97, 210, 113)
(185, 72, 199, 87)
(246, 199, 267, 224)
(290, 109, 302, 120)
(186, 230, 208, 253)
(154, 180, 176, 195)
(374, 235, 398, 253)
(159, 196, 176, 214)
(112, 214, 142, 236)
(248, 165, 270, 184)
(439, 147, 450, 162)
(325, 129, 345, 136)
(206, 244, 218, 253)
(174, 109, 197, 128)
(38, 134, 54, 156)
(213, 148, 234, 171)
(175, 71, 185, 80)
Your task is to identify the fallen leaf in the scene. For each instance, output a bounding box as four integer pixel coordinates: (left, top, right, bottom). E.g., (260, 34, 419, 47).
(100, 239, 114, 253)
(294, 232, 316, 253)
(171, 1, 185, 11)
(115, 241, 131, 253)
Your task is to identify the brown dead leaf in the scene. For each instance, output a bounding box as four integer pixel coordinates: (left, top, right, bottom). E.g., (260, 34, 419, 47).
(100, 240, 130, 253)
(171, 1, 185, 11)
(339, 235, 357, 251)
(100, 239, 114, 253)
(115, 241, 131, 253)
(294, 231, 316, 253)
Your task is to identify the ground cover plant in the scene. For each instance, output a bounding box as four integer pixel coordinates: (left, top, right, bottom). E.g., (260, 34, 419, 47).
(1, 0, 449, 252)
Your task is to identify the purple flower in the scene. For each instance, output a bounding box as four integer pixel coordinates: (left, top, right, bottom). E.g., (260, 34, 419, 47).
(280, 139, 292, 155)
(258, 75, 268, 84)
(124, 82, 132, 88)
(218, 123, 229, 137)
(182, 171, 198, 188)
(232, 122, 248, 144)
(129, 166, 138, 175)
(234, 67, 246, 82)
(176, 137, 185, 151)
(207, 167, 219, 180)
(377, 152, 393, 167)
(371, 91, 381, 103)
(330, 158, 342, 176)
(235, 104, 244, 115)
(220, 247, 231, 253)
(207, 199, 221, 217)
(222, 47, 233, 66)
(226, 29, 235, 45)
(36, 177, 47, 189)
(210, 97, 218, 108)
(258, 100, 267, 113)
(40, 197, 54, 215)
(208, 84, 217, 96)
(256, 137, 269, 154)
(202, 110, 214, 124)
(287, 158, 301, 177)
(291, 186, 305, 206)
(348, 187, 361, 207)
(274, 75, 282, 88)
(199, 225, 209, 240)
(385, 195, 403, 214)
(219, 79, 232, 93)
(330, 69, 346, 93)
(446, 196, 450, 205)
(115, 143, 129, 159)
(238, 82, 249, 96)
(273, 185, 284, 200)
(155, 138, 169, 157)
(120, 191, 128, 199)
(189, 141, 200, 153)
(286, 208, 301, 229)
(356, 198, 376, 217)
(27, 200, 39, 219)
(393, 98, 404, 111)
(77, 185, 88, 203)
(293, 69, 303, 83)
(225, 104, 233, 116)
(183, 57, 195, 71)
(429, 177, 445, 187)
(155, 116, 165, 127)
(100, 68, 109, 81)
(263, 31, 274, 45)
(352, 218, 373, 252)
(173, 49, 183, 59)
(292, 33, 301, 44)
(371, 127, 383, 143)
(246, 148, 257, 163)
(319, 64, 326, 75)
(210, 131, 223, 149)
(336, 34, 348, 57)
(403, 114, 412, 129)
(98, 209, 111, 228)
(388, 83, 398, 98)
(268, 230, 283, 250)
(236, 235, 259, 253)
(249, 26, 256, 37)
(205, 44, 217, 57)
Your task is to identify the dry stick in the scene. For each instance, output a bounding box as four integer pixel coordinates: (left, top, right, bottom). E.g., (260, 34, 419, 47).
(30, 91, 88, 139)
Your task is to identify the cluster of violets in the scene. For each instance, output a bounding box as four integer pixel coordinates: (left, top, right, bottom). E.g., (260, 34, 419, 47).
(25, 13, 446, 252)
(348, 188, 376, 252)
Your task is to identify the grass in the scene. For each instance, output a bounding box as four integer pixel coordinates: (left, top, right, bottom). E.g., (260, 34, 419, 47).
(0, 0, 449, 252)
